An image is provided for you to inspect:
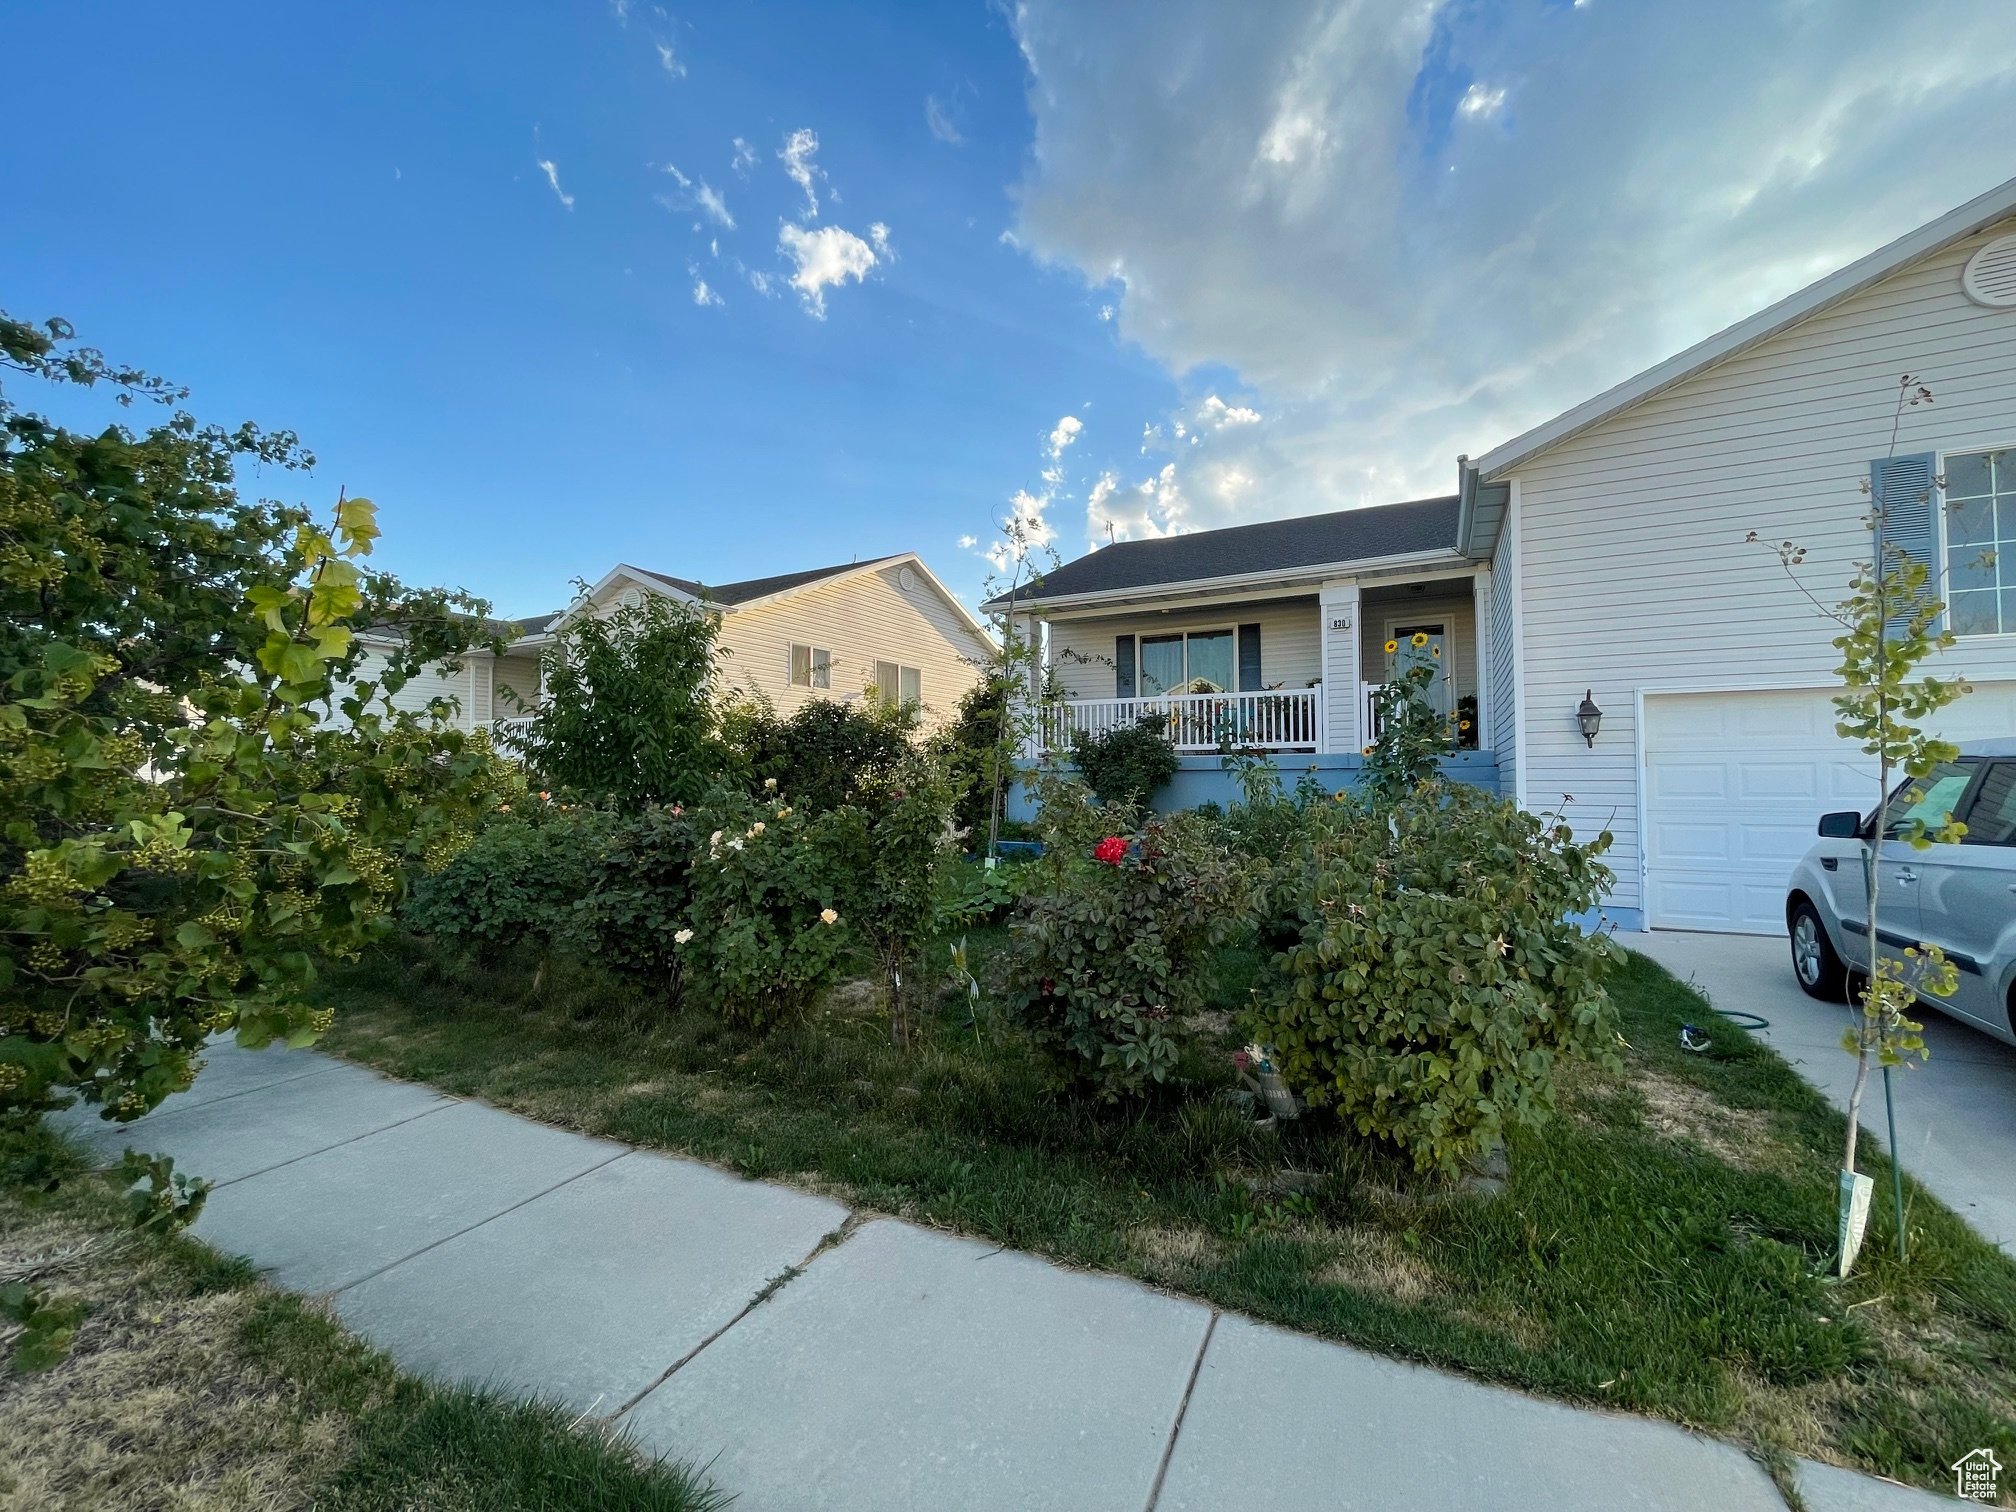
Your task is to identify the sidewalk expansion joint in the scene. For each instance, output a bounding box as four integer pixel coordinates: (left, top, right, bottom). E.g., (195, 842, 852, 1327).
(611, 1207, 867, 1421)
(1144, 1310, 1217, 1512)
(327, 1147, 634, 1296)
(214, 1098, 464, 1190)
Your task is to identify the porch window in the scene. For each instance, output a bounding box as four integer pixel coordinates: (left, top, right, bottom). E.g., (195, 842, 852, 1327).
(1137, 628, 1236, 694)
(1946, 449, 2014, 636)
(789, 644, 831, 689)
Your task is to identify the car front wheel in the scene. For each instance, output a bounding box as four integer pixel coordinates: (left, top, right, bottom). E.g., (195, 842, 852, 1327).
(1790, 899, 1847, 1002)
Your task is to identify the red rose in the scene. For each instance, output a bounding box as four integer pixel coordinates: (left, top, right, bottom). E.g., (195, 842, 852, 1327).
(1094, 836, 1128, 865)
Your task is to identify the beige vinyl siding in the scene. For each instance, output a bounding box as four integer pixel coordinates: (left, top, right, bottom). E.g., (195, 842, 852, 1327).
(1357, 594, 1477, 697)
(1045, 597, 1322, 700)
(1508, 213, 2016, 915)
(718, 562, 991, 729)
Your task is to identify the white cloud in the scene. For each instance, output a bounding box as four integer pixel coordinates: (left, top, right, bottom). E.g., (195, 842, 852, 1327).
(957, 533, 979, 550)
(692, 277, 723, 307)
(1456, 81, 1506, 119)
(661, 163, 691, 189)
(656, 40, 685, 77)
(695, 182, 734, 229)
(778, 222, 880, 316)
(869, 222, 892, 258)
(779, 128, 825, 218)
(731, 137, 758, 176)
(609, 0, 630, 23)
(1046, 414, 1083, 459)
(536, 158, 574, 210)
(925, 94, 963, 144)
(1098, 304, 1115, 321)
(1008, 1, 2016, 534)
(1198, 395, 1262, 428)
(657, 166, 733, 229)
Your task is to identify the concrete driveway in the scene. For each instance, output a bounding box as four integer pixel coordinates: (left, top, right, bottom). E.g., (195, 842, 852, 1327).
(1627, 929, 2016, 1255)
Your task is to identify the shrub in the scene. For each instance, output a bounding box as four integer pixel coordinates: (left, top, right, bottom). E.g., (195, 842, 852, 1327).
(406, 804, 610, 959)
(575, 805, 701, 996)
(1253, 781, 1620, 1173)
(926, 673, 1012, 840)
(525, 590, 725, 811)
(724, 695, 917, 814)
(1070, 715, 1179, 807)
(1010, 772, 1259, 1099)
(821, 754, 961, 1045)
(681, 788, 854, 1029)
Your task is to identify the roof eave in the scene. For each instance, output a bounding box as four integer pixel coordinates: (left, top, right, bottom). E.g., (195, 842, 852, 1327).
(1475, 172, 2016, 481)
(982, 545, 1470, 615)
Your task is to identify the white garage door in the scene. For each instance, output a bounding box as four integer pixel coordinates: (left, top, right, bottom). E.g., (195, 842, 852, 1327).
(1643, 684, 2016, 934)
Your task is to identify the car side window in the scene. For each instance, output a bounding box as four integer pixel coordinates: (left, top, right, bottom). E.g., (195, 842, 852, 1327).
(1881, 761, 1977, 840)
(1959, 761, 2016, 846)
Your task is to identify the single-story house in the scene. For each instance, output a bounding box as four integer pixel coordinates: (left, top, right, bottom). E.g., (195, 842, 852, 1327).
(346, 552, 994, 738)
(990, 170, 2016, 934)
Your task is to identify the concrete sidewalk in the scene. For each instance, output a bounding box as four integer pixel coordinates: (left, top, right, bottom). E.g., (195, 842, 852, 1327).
(1627, 929, 2016, 1255)
(53, 1043, 1966, 1511)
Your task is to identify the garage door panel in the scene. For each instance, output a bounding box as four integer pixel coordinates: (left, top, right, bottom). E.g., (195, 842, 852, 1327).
(1647, 762, 1728, 800)
(1643, 686, 2012, 935)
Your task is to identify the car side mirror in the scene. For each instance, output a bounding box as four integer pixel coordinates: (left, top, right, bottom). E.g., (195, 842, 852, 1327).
(1817, 811, 1862, 839)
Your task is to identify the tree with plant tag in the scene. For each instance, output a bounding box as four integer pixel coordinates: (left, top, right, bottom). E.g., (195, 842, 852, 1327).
(1749, 373, 1966, 1274)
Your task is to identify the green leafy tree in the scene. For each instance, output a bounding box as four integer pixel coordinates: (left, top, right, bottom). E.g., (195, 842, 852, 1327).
(526, 589, 725, 811)
(724, 694, 917, 814)
(925, 673, 1010, 839)
(1070, 716, 1180, 808)
(0, 313, 510, 1130)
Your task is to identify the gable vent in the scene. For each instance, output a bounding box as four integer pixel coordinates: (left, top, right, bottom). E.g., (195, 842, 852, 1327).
(1962, 233, 2016, 308)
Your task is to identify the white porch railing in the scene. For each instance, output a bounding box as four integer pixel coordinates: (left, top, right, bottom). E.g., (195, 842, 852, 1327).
(489, 715, 534, 753)
(1040, 687, 1323, 755)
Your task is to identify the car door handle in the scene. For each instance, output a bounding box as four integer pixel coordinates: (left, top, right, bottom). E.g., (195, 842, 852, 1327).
(1897, 868, 1918, 883)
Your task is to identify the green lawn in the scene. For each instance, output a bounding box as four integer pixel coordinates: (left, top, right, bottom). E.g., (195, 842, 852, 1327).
(0, 1129, 726, 1512)
(315, 929, 2016, 1500)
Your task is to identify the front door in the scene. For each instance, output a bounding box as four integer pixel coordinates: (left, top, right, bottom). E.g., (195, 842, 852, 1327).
(1385, 622, 1450, 717)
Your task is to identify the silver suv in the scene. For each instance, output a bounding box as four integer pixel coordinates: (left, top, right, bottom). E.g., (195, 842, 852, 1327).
(1785, 738, 2016, 1046)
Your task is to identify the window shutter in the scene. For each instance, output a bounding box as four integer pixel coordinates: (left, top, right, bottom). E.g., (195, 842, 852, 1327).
(1871, 452, 1940, 635)
(1114, 635, 1136, 697)
(1237, 624, 1263, 691)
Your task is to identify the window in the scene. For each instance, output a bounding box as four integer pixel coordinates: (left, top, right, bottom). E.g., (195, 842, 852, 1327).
(1945, 449, 2015, 636)
(1135, 628, 1236, 694)
(874, 660, 921, 706)
(1882, 760, 1977, 839)
(789, 644, 831, 689)
(1961, 762, 2016, 846)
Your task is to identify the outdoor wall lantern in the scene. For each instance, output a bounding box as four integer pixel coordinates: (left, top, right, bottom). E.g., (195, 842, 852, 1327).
(1576, 690, 1604, 748)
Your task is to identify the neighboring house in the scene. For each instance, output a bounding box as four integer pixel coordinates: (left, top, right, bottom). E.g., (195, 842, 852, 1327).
(994, 172, 2016, 933)
(981, 495, 1504, 809)
(350, 552, 993, 738)
(1468, 172, 2016, 934)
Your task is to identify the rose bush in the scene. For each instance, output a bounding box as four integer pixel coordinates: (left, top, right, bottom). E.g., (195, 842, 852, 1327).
(1009, 771, 1259, 1100)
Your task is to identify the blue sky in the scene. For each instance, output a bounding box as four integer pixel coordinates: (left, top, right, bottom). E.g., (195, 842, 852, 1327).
(5, 2, 2015, 618)
(0, 2, 1173, 615)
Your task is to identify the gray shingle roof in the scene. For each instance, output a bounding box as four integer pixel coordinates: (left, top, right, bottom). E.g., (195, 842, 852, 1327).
(627, 556, 900, 608)
(983, 496, 1459, 608)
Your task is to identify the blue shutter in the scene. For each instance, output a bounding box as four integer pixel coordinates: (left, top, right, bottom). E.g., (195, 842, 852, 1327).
(1871, 452, 1940, 635)
(1237, 624, 1263, 691)
(1114, 635, 1136, 697)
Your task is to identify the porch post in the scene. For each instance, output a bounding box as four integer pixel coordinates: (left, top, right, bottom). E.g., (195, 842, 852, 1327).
(1472, 568, 1492, 750)
(1317, 580, 1361, 756)
(1013, 611, 1043, 759)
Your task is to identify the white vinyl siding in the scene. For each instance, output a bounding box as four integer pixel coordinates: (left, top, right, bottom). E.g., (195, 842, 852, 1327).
(1045, 597, 1322, 701)
(492, 653, 541, 717)
(1488, 529, 1519, 783)
(1506, 213, 2016, 919)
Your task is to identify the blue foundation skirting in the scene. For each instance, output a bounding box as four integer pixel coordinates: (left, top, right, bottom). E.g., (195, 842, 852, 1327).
(1005, 750, 1500, 822)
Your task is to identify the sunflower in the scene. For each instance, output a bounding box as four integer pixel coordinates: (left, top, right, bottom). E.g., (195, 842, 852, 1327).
(1383, 639, 1398, 654)
(1460, 719, 1472, 730)
(1431, 645, 1441, 658)
(1362, 744, 1375, 755)
(1411, 632, 1429, 648)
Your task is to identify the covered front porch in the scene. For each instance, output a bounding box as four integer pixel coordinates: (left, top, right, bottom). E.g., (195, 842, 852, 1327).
(1031, 575, 1485, 757)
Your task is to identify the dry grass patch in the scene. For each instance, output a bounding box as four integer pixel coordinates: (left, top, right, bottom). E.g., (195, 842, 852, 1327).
(1312, 1224, 1441, 1305)
(1128, 1224, 1227, 1277)
(0, 1202, 349, 1512)
(1630, 1068, 1794, 1172)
